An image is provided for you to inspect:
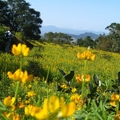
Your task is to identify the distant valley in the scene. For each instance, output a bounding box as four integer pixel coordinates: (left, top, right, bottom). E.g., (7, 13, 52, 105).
(41, 25, 108, 39)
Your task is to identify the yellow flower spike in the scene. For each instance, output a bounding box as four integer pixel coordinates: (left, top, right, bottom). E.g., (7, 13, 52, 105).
(12, 43, 30, 56)
(48, 96, 60, 113)
(58, 102, 76, 118)
(77, 51, 95, 61)
(3, 96, 15, 107)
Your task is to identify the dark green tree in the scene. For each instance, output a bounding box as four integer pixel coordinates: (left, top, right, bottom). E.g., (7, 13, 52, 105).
(105, 22, 120, 52)
(43, 32, 73, 44)
(83, 36, 96, 48)
(77, 38, 84, 46)
(0, 0, 9, 26)
(95, 34, 114, 52)
(0, 0, 42, 40)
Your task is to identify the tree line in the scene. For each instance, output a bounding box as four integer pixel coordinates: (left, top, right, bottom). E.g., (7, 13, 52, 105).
(41, 22, 120, 53)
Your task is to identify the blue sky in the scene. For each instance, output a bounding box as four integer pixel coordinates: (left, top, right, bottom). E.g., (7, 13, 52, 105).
(26, 0, 120, 32)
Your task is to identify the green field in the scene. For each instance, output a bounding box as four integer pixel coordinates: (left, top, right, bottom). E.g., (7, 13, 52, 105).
(0, 41, 120, 120)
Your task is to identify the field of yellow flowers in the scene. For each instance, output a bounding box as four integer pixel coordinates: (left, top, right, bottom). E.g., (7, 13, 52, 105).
(0, 41, 120, 119)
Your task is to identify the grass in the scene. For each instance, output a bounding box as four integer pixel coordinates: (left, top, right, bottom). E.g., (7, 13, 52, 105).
(0, 41, 120, 119)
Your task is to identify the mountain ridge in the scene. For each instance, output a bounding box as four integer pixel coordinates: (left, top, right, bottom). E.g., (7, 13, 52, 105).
(41, 25, 107, 39)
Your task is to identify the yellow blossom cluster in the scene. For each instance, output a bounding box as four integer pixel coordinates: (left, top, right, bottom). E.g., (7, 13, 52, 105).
(3, 112, 22, 120)
(77, 51, 95, 61)
(70, 93, 84, 110)
(110, 93, 120, 107)
(60, 83, 68, 89)
(25, 95, 76, 119)
(76, 74, 91, 83)
(7, 69, 33, 83)
(3, 96, 23, 119)
(27, 91, 36, 97)
(12, 43, 30, 56)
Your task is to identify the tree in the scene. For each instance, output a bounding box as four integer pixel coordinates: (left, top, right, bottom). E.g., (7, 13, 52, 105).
(0, 0, 42, 40)
(43, 32, 73, 44)
(95, 34, 114, 52)
(105, 22, 120, 35)
(83, 36, 96, 48)
(77, 38, 84, 46)
(0, 0, 9, 26)
(105, 22, 120, 52)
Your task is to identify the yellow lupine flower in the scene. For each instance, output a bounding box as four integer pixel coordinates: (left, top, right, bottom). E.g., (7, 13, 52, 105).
(60, 83, 68, 89)
(90, 54, 96, 61)
(110, 100, 117, 107)
(12, 113, 22, 120)
(12, 43, 30, 56)
(3, 112, 11, 118)
(111, 94, 120, 101)
(71, 88, 77, 93)
(76, 74, 91, 83)
(7, 69, 21, 81)
(25, 105, 32, 116)
(48, 95, 60, 113)
(12, 44, 21, 56)
(25, 96, 76, 119)
(58, 102, 76, 118)
(7, 69, 33, 83)
(20, 70, 33, 83)
(77, 51, 95, 61)
(30, 106, 41, 117)
(35, 99, 49, 119)
(3, 96, 15, 107)
(27, 91, 36, 97)
(21, 44, 30, 56)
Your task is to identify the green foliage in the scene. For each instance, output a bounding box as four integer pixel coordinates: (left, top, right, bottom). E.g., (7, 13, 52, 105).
(42, 32, 74, 44)
(0, 42, 120, 119)
(96, 34, 114, 52)
(0, 0, 42, 40)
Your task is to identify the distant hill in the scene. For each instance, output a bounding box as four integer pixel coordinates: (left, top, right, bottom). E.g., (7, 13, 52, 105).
(41, 25, 107, 39)
(68, 32, 100, 40)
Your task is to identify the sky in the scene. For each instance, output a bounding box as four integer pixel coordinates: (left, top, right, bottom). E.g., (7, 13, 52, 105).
(25, 0, 120, 32)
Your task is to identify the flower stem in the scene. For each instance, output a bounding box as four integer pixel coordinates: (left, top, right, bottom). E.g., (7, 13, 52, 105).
(14, 81, 20, 102)
(82, 60, 87, 100)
